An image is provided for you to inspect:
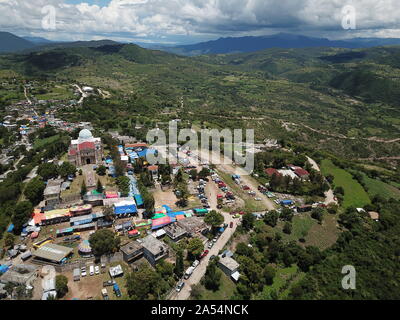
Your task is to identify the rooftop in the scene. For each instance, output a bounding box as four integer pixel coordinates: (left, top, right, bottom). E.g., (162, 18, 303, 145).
(33, 243, 73, 263)
(219, 256, 240, 271)
(120, 241, 143, 256)
(141, 235, 168, 256)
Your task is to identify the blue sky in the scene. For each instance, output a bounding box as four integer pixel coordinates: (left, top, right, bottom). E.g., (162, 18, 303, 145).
(1, 1, 400, 45)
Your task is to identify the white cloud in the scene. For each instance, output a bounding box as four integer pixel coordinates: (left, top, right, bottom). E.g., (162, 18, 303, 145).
(0, 0, 400, 42)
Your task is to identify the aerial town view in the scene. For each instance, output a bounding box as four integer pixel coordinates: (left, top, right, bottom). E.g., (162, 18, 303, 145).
(0, 0, 399, 310)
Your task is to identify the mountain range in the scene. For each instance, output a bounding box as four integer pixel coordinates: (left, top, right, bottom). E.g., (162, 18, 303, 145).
(3, 31, 400, 56)
(164, 33, 400, 56)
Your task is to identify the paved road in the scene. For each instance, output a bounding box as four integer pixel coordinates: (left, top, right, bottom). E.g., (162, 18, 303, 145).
(171, 175, 240, 300)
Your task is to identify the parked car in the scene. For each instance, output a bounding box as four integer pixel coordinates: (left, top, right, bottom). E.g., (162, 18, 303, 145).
(176, 281, 185, 292)
(208, 242, 214, 249)
(81, 267, 87, 277)
(200, 250, 209, 259)
(89, 265, 95, 276)
(113, 283, 122, 298)
(101, 288, 109, 300)
(103, 280, 116, 287)
(213, 237, 218, 243)
(209, 255, 217, 261)
(95, 266, 100, 275)
(230, 222, 234, 228)
(192, 260, 200, 268)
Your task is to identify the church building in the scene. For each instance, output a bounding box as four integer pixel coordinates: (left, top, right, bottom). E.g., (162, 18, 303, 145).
(68, 129, 103, 167)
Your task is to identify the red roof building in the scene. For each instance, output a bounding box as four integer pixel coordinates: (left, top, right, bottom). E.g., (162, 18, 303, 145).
(265, 168, 281, 176)
(294, 168, 310, 178)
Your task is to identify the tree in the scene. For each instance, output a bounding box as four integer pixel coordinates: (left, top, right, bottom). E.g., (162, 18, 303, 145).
(11, 201, 33, 233)
(58, 162, 76, 179)
(189, 169, 198, 181)
(126, 265, 161, 300)
(24, 177, 45, 205)
(96, 165, 107, 176)
(190, 284, 203, 299)
(283, 222, 292, 234)
(37, 162, 59, 180)
(174, 250, 184, 278)
(187, 238, 204, 260)
(203, 261, 221, 291)
(103, 206, 115, 222)
(55, 275, 69, 298)
(280, 208, 294, 222)
(96, 179, 103, 194)
(242, 213, 256, 231)
(198, 167, 210, 180)
(80, 181, 87, 197)
(311, 208, 325, 223)
(204, 210, 224, 232)
(263, 266, 276, 285)
(264, 210, 279, 227)
(4, 233, 15, 248)
(89, 229, 120, 256)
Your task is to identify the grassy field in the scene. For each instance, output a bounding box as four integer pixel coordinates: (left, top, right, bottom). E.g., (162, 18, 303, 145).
(199, 271, 236, 300)
(360, 172, 400, 200)
(33, 134, 60, 149)
(321, 159, 370, 208)
(256, 265, 304, 300)
(278, 214, 316, 242)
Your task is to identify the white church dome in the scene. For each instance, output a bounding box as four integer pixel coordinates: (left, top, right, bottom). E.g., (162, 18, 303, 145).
(78, 129, 93, 140)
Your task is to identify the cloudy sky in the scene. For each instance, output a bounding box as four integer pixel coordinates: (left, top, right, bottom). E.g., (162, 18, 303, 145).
(1, 0, 400, 45)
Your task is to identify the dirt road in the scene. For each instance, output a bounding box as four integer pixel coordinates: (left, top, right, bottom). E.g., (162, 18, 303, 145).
(306, 156, 337, 206)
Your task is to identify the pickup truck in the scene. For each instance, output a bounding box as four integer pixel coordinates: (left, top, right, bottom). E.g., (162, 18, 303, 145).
(113, 283, 122, 298)
(101, 288, 109, 300)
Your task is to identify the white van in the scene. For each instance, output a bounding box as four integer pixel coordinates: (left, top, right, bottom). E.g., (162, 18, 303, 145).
(89, 265, 95, 276)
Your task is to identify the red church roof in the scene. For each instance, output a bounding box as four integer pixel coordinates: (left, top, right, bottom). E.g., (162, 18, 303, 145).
(78, 142, 95, 151)
(68, 149, 77, 156)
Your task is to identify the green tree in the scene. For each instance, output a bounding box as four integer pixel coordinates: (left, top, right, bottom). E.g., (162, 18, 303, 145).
(203, 261, 221, 291)
(80, 181, 87, 197)
(4, 233, 15, 248)
(58, 162, 76, 179)
(174, 250, 184, 278)
(24, 177, 45, 205)
(242, 213, 256, 231)
(96, 179, 103, 194)
(11, 201, 33, 233)
(204, 210, 224, 232)
(283, 222, 292, 234)
(37, 162, 59, 180)
(311, 208, 325, 223)
(126, 265, 161, 300)
(187, 238, 204, 260)
(263, 265, 276, 286)
(96, 165, 107, 176)
(264, 210, 280, 227)
(89, 229, 120, 256)
(55, 275, 69, 298)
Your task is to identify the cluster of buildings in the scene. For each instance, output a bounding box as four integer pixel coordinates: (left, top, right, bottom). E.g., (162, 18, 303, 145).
(265, 164, 310, 181)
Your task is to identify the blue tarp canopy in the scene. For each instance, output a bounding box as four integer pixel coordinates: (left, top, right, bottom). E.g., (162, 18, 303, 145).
(0, 265, 10, 274)
(281, 200, 293, 205)
(7, 224, 14, 233)
(114, 205, 137, 215)
(163, 205, 173, 213)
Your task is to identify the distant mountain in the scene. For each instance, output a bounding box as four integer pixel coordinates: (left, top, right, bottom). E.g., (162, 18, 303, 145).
(0, 32, 35, 53)
(23, 39, 121, 53)
(164, 33, 400, 56)
(22, 36, 54, 45)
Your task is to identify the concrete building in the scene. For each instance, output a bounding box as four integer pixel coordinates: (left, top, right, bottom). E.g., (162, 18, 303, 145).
(218, 256, 240, 282)
(141, 235, 169, 266)
(164, 224, 187, 242)
(120, 241, 144, 263)
(43, 179, 63, 207)
(0, 264, 37, 288)
(177, 217, 208, 237)
(68, 129, 103, 166)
